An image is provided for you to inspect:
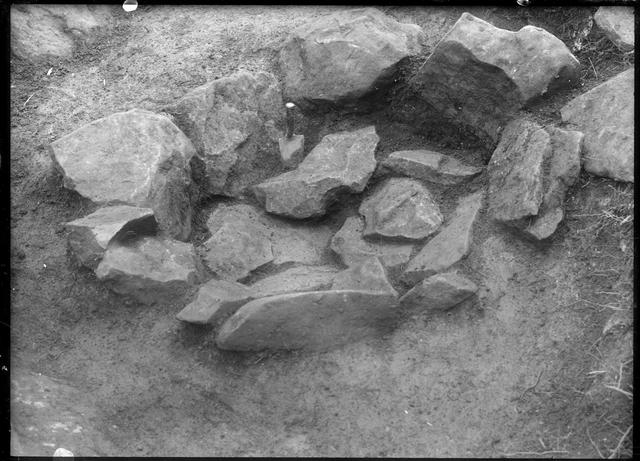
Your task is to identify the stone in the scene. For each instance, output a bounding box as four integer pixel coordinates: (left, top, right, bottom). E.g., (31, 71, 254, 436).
(253, 126, 379, 218)
(359, 178, 443, 241)
(164, 71, 285, 197)
(280, 7, 423, 106)
(594, 7, 634, 52)
(561, 68, 634, 182)
(331, 257, 398, 297)
(279, 134, 305, 169)
(403, 190, 484, 285)
(381, 150, 483, 185)
(216, 290, 399, 351)
(409, 13, 580, 145)
(400, 271, 478, 311)
(204, 204, 332, 280)
(251, 265, 338, 297)
(330, 216, 414, 270)
(95, 236, 203, 304)
(65, 205, 156, 270)
(50, 109, 196, 241)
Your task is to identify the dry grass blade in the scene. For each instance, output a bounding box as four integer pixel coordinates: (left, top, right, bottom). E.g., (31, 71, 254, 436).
(607, 425, 632, 459)
(501, 450, 569, 457)
(587, 427, 604, 459)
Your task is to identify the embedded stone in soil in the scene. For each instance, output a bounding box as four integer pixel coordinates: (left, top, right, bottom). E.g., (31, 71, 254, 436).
(594, 6, 635, 52)
(399, 271, 478, 311)
(380, 150, 483, 185)
(330, 257, 397, 297)
(279, 134, 305, 169)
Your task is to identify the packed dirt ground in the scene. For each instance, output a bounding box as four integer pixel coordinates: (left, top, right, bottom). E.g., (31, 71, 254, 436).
(9, 5, 634, 457)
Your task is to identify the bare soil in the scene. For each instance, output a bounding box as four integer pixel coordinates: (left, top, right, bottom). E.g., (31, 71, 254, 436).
(9, 5, 634, 457)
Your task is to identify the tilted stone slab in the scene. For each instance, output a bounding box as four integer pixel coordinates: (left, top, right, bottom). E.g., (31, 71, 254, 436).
(331, 257, 398, 297)
(216, 290, 399, 351)
(400, 271, 477, 311)
(359, 177, 442, 241)
(561, 68, 634, 183)
(280, 7, 423, 106)
(65, 205, 156, 270)
(50, 109, 196, 240)
(164, 71, 285, 197)
(381, 150, 483, 185)
(403, 190, 484, 285)
(253, 126, 379, 218)
(251, 265, 338, 296)
(594, 7, 634, 52)
(95, 236, 203, 304)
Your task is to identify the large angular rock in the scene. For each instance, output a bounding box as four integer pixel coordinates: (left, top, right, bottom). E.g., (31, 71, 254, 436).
(203, 204, 332, 280)
(381, 150, 482, 185)
(280, 8, 423, 106)
(409, 13, 580, 145)
(216, 290, 399, 351)
(330, 216, 414, 270)
(95, 237, 203, 304)
(331, 257, 398, 296)
(50, 109, 196, 240)
(164, 71, 285, 197)
(65, 206, 156, 270)
(253, 126, 379, 218)
(359, 178, 443, 240)
(561, 68, 634, 182)
(400, 271, 478, 311)
(403, 190, 484, 285)
(594, 7, 634, 52)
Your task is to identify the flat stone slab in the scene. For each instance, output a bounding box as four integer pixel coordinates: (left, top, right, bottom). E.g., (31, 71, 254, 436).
(65, 205, 156, 270)
(176, 279, 255, 325)
(216, 290, 399, 351)
(50, 109, 196, 240)
(594, 6, 634, 52)
(280, 7, 423, 106)
(561, 68, 634, 183)
(381, 150, 483, 185)
(251, 265, 338, 297)
(253, 126, 379, 218)
(403, 190, 484, 285)
(400, 271, 477, 311)
(359, 178, 443, 241)
(164, 70, 285, 197)
(330, 216, 414, 271)
(95, 236, 203, 304)
(331, 257, 397, 297)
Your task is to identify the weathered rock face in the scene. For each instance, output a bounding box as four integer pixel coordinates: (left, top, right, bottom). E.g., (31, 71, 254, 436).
(216, 290, 399, 351)
(251, 265, 338, 296)
(330, 216, 414, 270)
(381, 150, 483, 185)
(203, 204, 332, 280)
(359, 178, 443, 241)
(279, 135, 305, 169)
(331, 257, 398, 296)
(65, 206, 156, 270)
(403, 190, 484, 285)
(253, 126, 379, 218)
(95, 237, 203, 304)
(561, 68, 634, 183)
(280, 7, 423, 106)
(409, 13, 580, 145)
(11, 4, 111, 61)
(594, 7, 634, 52)
(50, 109, 196, 241)
(164, 71, 285, 197)
(400, 271, 477, 311)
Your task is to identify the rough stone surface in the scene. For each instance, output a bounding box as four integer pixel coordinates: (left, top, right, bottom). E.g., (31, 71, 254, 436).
(400, 271, 478, 311)
(216, 290, 399, 351)
(594, 7, 634, 52)
(330, 216, 414, 271)
(253, 126, 379, 218)
(280, 7, 423, 106)
(65, 206, 156, 270)
(95, 237, 203, 304)
(359, 178, 442, 241)
(403, 190, 484, 285)
(164, 70, 285, 197)
(381, 150, 483, 185)
(251, 265, 339, 297)
(11, 4, 111, 61)
(204, 204, 332, 280)
(409, 13, 580, 145)
(331, 257, 398, 297)
(50, 109, 196, 241)
(279, 135, 305, 169)
(561, 68, 634, 183)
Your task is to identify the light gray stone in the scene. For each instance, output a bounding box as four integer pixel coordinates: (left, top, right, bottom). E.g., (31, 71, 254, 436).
(400, 271, 477, 311)
(331, 257, 398, 297)
(359, 178, 442, 241)
(561, 68, 634, 183)
(251, 265, 338, 297)
(253, 126, 379, 218)
(594, 6, 634, 52)
(50, 109, 196, 241)
(279, 134, 305, 169)
(382, 150, 483, 185)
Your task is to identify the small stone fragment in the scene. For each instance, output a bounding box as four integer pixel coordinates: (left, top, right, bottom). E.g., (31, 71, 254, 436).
(381, 150, 482, 185)
(331, 257, 398, 297)
(176, 279, 254, 325)
(400, 271, 477, 311)
(594, 6, 634, 52)
(279, 134, 305, 169)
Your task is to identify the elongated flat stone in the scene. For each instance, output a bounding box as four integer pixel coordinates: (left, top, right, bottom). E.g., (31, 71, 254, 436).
(331, 257, 398, 296)
(382, 150, 482, 185)
(400, 271, 477, 311)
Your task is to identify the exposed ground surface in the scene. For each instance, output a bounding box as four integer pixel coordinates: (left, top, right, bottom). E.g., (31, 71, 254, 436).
(9, 5, 634, 457)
